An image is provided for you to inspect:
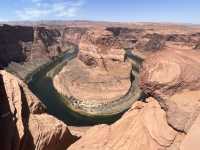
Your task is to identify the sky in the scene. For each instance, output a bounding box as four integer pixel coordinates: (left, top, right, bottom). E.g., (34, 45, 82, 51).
(0, 0, 200, 24)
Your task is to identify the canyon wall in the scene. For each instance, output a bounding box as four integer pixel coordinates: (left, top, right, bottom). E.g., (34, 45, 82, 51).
(52, 27, 142, 116)
(0, 25, 33, 67)
(68, 47, 200, 150)
(0, 25, 87, 68)
(1, 23, 200, 150)
(0, 70, 77, 150)
(1, 23, 200, 69)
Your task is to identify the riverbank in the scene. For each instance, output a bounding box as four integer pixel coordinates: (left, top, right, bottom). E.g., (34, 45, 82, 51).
(50, 49, 143, 117)
(53, 68, 142, 117)
(26, 48, 124, 125)
(7, 46, 143, 123)
(5, 48, 77, 83)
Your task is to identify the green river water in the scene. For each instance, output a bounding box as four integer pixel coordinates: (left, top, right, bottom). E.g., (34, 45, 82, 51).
(28, 49, 124, 126)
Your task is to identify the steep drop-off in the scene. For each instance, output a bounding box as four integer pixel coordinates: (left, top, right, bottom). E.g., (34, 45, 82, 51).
(1, 23, 200, 150)
(0, 70, 77, 150)
(53, 28, 142, 116)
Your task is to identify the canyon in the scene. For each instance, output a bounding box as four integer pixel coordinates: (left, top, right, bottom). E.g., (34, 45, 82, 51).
(0, 21, 200, 150)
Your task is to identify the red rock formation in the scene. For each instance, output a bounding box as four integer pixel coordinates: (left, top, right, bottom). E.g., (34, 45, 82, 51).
(143, 33, 166, 51)
(166, 90, 200, 132)
(2, 22, 200, 150)
(0, 25, 87, 67)
(62, 27, 87, 46)
(0, 70, 76, 150)
(0, 25, 34, 67)
(79, 28, 125, 61)
(140, 49, 200, 132)
(140, 49, 200, 100)
(68, 98, 177, 150)
(180, 112, 200, 150)
(54, 28, 133, 103)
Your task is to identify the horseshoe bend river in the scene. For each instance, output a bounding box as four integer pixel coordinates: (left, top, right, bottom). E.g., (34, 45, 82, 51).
(27, 48, 143, 126)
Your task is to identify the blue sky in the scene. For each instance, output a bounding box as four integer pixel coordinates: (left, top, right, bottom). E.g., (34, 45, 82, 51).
(0, 0, 200, 24)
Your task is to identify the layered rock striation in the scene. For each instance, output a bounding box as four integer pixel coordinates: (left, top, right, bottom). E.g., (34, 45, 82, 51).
(53, 28, 141, 116)
(68, 47, 200, 150)
(139, 48, 200, 149)
(140, 49, 200, 100)
(68, 98, 177, 150)
(0, 70, 77, 150)
(0, 25, 87, 67)
(1, 22, 200, 150)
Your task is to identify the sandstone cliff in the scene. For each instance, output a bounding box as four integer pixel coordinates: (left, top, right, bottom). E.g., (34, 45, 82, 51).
(1, 23, 200, 150)
(0, 25, 33, 67)
(0, 70, 76, 150)
(0, 25, 87, 68)
(138, 48, 200, 150)
(54, 28, 133, 102)
(68, 98, 177, 150)
(140, 49, 200, 100)
(52, 27, 140, 116)
(67, 48, 200, 150)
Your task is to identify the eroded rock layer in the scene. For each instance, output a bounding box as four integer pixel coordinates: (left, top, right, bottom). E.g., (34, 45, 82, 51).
(166, 90, 200, 132)
(53, 28, 141, 116)
(140, 49, 200, 100)
(139, 48, 200, 134)
(68, 98, 177, 150)
(0, 25, 87, 68)
(0, 70, 76, 150)
(2, 22, 200, 150)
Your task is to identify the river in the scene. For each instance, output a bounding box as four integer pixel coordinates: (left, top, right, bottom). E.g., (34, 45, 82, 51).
(28, 48, 124, 126)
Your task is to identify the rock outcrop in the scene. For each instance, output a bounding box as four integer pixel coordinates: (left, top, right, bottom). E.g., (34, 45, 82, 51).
(143, 33, 166, 51)
(179, 113, 200, 150)
(54, 28, 133, 102)
(53, 28, 140, 116)
(0, 70, 76, 150)
(140, 49, 200, 132)
(0, 25, 87, 68)
(62, 27, 87, 46)
(166, 90, 200, 132)
(2, 22, 200, 150)
(68, 98, 177, 150)
(106, 27, 140, 49)
(0, 25, 33, 67)
(140, 49, 200, 100)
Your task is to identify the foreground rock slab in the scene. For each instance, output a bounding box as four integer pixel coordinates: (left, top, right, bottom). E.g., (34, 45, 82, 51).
(0, 70, 76, 150)
(68, 98, 177, 150)
(180, 113, 200, 150)
(140, 49, 200, 132)
(166, 90, 200, 132)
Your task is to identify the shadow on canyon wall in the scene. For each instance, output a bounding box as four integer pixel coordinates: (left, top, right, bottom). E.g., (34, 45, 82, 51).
(0, 25, 34, 67)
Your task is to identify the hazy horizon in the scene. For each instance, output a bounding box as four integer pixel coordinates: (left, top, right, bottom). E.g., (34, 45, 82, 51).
(0, 0, 200, 24)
